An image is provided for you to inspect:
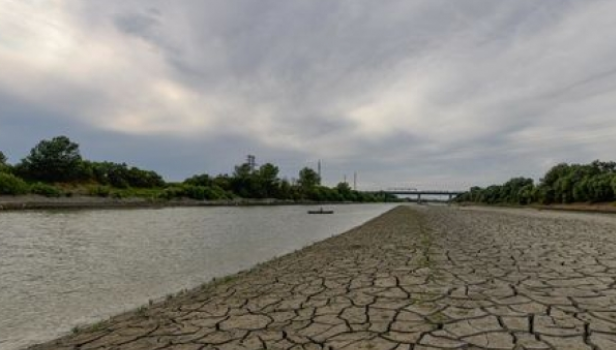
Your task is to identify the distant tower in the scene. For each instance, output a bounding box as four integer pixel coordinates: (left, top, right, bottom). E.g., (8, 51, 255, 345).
(318, 160, 322, 179)
(353, 172, 357, 191)
(246, 155, 256, 171)
(343, 174, 347, 184)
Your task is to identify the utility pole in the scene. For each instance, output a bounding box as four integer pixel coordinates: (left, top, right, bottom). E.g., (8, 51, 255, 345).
(343, 174, 347, 184)
(353, 172, 357, 191)
(318, 160, 321, 180)
(246, 155, 256, 171)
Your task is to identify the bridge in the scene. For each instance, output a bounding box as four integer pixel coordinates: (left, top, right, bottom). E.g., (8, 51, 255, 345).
(364, 188, 466, 202)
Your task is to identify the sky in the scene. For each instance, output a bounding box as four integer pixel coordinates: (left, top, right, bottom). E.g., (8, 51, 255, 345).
(1, 0, 616, 190)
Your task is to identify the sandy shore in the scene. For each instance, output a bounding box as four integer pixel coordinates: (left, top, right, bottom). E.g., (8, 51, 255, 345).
(26, 205, 616, 350)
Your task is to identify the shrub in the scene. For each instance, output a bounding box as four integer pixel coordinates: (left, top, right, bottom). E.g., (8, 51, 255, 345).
(30, 182, 63, 197)
(89, 185, 111, 197)
(158, 186, 185, 200)
(183, 185, 208, 200)
(0, 173, 28, 195)
(111, 191, 126, 199)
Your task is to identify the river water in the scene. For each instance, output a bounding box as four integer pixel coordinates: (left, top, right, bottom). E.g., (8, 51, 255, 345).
(0, 204, 395, 350)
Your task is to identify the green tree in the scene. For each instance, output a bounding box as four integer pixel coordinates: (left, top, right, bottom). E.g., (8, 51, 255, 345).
(298, 167, 320, 190)
(0, 151, 9, 173)
(572, 175, 593, 202)
(501, 177, 533, 204)
(88, 161, 164, 188)
(184, 174, 212, 187)
(588, 173, 614, 202)
(231, 163, 258, 198)
(518, 184, 535, 204)
(19, 136, 84, 182)
(256, 163, 280, 198)
(278, 178, 294, 200)
(125, 166, 165, 188)
(335, 182, 352, 200)
(213, 174, 233, 193)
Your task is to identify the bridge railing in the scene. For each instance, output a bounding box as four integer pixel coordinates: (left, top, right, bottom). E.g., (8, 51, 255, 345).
(362, 189, 466, 195)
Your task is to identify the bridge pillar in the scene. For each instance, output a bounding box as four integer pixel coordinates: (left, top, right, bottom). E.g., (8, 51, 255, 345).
(449, 194, 453, 201)
(417, 194, 422, 203)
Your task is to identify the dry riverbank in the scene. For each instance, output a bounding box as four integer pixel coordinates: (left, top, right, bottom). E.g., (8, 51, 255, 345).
(27, 205, 616, 350)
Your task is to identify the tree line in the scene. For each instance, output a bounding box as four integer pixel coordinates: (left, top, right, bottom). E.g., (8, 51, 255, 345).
(455, 160, 616, 205)
(0, 136, 397, 203)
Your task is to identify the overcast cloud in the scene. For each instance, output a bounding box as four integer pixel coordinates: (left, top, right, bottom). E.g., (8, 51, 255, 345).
(1, 0, 615, 189)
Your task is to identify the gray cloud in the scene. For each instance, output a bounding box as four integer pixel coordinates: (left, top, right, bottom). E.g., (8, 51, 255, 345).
(1, 0, 615, 189)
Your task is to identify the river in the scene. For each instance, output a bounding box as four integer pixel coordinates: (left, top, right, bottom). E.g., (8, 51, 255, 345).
(0, 204, 395, 350)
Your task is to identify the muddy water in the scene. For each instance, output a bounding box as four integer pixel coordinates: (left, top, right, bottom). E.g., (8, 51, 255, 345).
(0, 204, 395, 350)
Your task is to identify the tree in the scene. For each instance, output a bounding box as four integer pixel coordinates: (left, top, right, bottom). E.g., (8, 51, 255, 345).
(0, 151, 9, 173)
(518, 184, 535, 204)
(256, 163, 280, 198)
(213, 174, 233, 193)
(336, 181, 352, 193)
(231, 163, 256, 198)
(19, 136, 84, 182)
(89, 161, 165, 188)
(184, 174, 212, 187)
(587, 173, 614, 202)
(501, 177, 533, 203)
(298, 167, 320, 190)
(278, 178, 294, 200)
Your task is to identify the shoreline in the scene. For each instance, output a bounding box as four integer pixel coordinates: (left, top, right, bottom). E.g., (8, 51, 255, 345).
(0, 195, 380, 211)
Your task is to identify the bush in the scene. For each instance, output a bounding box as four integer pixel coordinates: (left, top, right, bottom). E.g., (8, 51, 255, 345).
(30, 182, 63, 197)
(183, 185, 208, 200)
(111, 191, 126, 199)
(158, 186, 185, 200)
(0, 173, 28, 195)
(89, 185, 111, 197)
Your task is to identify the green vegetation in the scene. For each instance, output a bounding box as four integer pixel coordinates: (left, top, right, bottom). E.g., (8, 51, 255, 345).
(0, 172, 28, 195)
(15, 136, 84, 182)
(29, 182, 64, 198)
(0, 135, 397, 203)
(0, 151, 7, 168)
(456, 160, 616, 205)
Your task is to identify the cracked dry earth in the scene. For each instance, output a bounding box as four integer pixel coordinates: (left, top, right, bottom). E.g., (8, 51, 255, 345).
(29, 205, 616, 350)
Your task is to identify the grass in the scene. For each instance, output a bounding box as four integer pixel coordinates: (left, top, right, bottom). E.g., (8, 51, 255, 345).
(428, 310, 447, 324)
(136, 305, 148, 317)
(414, 211, 449, 284)
(70, 319, 108, 335)
(87, 320, 107, 332)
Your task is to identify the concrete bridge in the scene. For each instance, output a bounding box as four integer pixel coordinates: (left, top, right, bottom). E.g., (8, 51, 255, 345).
(365, 188, 466, 202)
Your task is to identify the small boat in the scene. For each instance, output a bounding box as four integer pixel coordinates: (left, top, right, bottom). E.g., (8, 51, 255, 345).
(308, 207, 334, 214)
